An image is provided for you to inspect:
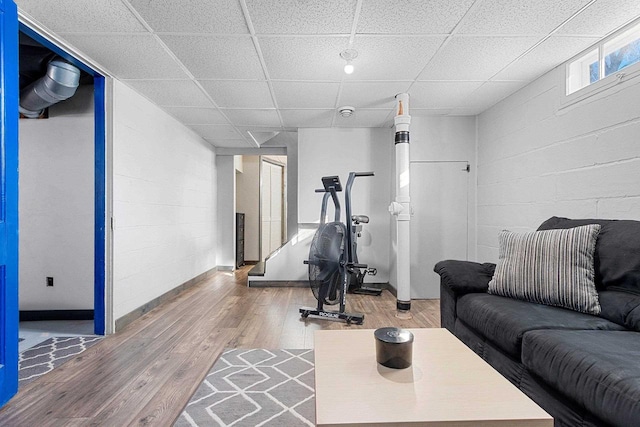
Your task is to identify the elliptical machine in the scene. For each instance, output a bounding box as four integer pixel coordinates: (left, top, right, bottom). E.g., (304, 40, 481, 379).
(299, 172, 374, 324)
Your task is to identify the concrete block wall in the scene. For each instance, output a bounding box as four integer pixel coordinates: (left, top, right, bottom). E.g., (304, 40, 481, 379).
(477, 66, 640, 261)
(112, 81, 218, 321)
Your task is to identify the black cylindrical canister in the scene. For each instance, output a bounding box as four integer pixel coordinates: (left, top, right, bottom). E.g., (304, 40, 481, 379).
(374, 327, 414, 369)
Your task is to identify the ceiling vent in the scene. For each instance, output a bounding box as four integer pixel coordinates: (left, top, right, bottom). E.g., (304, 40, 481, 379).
(20, 58, 80, 118)
(338, 106, 355, 118)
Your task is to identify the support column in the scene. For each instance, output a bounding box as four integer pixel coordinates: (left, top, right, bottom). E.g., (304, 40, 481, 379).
(389, 93, 411, 318)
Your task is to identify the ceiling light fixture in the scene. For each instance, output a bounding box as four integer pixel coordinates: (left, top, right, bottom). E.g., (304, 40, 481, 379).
(340, 49, 358, 75)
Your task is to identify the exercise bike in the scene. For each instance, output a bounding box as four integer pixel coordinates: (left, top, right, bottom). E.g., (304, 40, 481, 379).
(344, 172, 381, 296)
(299, 172, 374, 324)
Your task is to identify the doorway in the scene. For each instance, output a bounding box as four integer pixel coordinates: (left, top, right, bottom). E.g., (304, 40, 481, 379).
(410, 161, 469, 298)
(260, 156, 286, 261)
(15, 26, 107, 369)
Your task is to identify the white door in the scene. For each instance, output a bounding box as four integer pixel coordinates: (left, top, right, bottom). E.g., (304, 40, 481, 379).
(260, 160, 284, 260)
(410, 162, 469, 299)
(269, 165, 282, 254)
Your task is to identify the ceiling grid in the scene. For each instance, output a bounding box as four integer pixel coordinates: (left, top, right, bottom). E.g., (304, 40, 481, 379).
(13, 0, 640, 147)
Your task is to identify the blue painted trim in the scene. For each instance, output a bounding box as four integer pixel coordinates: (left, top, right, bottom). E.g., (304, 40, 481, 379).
(18, 22, 107, 335)
(94, 76, 106, 336)
(0, 0, 20, 407)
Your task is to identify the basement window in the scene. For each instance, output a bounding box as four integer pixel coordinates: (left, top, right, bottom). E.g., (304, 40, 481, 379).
(566, 19, 640, 95)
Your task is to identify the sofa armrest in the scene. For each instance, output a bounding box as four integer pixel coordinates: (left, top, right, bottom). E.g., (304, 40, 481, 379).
(434, 260, 496, 296)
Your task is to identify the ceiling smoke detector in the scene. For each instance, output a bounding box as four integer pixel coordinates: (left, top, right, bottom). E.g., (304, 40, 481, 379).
(338, 106, 355, 118)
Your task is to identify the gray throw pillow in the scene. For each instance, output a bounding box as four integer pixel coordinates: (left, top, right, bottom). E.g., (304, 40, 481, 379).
(488, 224, 602, 315)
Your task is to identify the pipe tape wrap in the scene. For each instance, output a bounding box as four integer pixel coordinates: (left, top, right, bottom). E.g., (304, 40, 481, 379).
(395, 131, 410, 145)
(397, 301, 411, 311)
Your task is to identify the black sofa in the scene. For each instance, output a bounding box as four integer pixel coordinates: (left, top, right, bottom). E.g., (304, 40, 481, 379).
(435, 217, 640, 427)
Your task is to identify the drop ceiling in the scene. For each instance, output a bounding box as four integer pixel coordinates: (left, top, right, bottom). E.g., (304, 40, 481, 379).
(15, 0, 640, 148)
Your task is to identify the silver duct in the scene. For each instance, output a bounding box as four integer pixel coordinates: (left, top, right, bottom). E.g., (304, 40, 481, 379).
(20, 59, 80, 118)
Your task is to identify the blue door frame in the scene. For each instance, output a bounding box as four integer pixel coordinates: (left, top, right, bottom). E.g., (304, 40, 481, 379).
(0, 0, 19, 407)
(18, 24, 107, 336)
(0, 5, 107, 406)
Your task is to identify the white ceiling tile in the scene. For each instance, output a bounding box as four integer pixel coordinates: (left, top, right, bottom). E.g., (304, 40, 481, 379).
(190, 124, 243, 140)
(162, 107, 229, 125)
(357, 0, 475, 34)
(350, 36, 446, 80)
(280, 109, 334, 128)
(339, 82, 411, 108)
(271, 82, 340, 108)
(494, 36, 601, 81)
(199, 81, 274, 108)
(459, 81, 527, 113)
(411, 108, 454, 116)
(206, 139, 255, 148)
(246, 0, 356, 34)
(458, 0, 592, 35)
(334, 109, 392, 127)
(259, 36, 350, 80)
(129, 0, 248, 33)
(450, 107, 484, 116)
(160, 35, 264, 79)
(61, 34, 187, 79)
(16, 0, 145, 32)
(124, 80, 214, 107)
(221, 109, 281, 127)
(558, 0, 640, 36)
(419, 36, 539, 80)
(409, 81, 484, 109)
(237, 127, 283, 145)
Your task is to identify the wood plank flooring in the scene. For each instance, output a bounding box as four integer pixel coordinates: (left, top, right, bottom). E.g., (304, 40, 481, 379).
(0, 266, 440, 426)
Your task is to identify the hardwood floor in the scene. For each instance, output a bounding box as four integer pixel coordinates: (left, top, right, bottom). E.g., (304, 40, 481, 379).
(0, 266, 440, 426)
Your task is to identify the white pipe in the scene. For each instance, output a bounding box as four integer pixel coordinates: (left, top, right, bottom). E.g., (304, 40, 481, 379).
(390, 93, 411, 317)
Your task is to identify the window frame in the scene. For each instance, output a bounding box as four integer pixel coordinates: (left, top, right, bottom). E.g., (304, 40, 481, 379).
(565, 17, 640, 98)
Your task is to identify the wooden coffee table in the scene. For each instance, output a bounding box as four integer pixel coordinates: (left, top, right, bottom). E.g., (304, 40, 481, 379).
(314, 328, 552, 426)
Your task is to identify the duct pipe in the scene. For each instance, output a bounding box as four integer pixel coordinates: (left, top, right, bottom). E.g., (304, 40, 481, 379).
(20, 59, 80, 118)
(389, 93, 411, 318)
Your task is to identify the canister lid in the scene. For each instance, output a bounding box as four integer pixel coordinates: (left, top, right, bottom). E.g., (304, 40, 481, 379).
(374, 327, 414, 344)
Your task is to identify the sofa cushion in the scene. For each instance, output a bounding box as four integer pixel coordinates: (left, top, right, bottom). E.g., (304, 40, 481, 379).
(489, 225, 601, 315)
(457, 293, 625, 359)
(599, 290, 640, 332)
(522, 330, 640, 427)
(538, 216, 640, 293)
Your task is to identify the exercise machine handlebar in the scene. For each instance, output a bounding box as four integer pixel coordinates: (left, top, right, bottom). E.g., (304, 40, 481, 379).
(345, 171, 374, 263)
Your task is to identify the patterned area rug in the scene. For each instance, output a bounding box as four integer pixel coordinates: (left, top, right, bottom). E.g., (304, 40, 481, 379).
(19, 336, 102, 386)
(176, 349, 315, 427)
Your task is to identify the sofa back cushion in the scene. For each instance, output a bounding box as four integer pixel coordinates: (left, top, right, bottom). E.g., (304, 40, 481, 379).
(538, 217, 640, 293)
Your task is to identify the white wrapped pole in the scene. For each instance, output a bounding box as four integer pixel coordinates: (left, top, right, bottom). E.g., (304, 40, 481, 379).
(389, 93, 411, 318)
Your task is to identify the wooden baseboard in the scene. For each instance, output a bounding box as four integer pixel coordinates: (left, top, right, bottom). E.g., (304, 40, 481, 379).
(115, 266, 218, 332)
(19, 310, 94, 321)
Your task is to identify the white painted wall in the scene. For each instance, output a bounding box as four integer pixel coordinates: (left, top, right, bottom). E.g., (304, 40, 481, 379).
(410, 116, 478, 260)
(236, 156, 260, 261)
(298, 128, 393, 283)
(387, 116, 477, 296)
(112, 81, 218, 321)
(477, 66, 640, 261)
(19, 85, 95, 310)
(216, 155, 235, 269)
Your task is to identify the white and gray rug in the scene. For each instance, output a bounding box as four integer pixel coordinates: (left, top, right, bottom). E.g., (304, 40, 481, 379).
(176, 349, 315, 427)
(19, 335, 102, 386)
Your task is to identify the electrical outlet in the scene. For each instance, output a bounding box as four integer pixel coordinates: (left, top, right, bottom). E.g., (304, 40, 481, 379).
(46, 277, 54, 287)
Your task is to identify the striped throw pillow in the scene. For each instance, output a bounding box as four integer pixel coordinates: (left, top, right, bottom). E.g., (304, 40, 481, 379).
(488, 224, 602, 315)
